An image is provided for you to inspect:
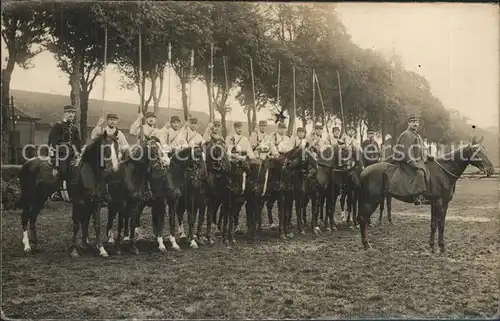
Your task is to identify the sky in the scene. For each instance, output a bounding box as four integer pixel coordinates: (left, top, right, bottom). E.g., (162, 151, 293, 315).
(3, 3, 499, 129)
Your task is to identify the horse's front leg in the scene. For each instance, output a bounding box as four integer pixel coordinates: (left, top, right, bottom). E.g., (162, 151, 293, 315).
(429, 203, 438, 254)
(386, 196, 393, 224)
(196, 200, 206, 243)
(128, 200, 140, 255)
(168, 199, 181, 251)
(106, 200, 118, 244)
(437, 200, 448, 254)
(187, 197, 199, 249)
(93, 199, 108, 257)
(326, 188, 335, 231)
(151, 198, 166, 253)
(266, 196, 276, 229)
(70, 203, 81, 257)
(352, 189, 359, 228)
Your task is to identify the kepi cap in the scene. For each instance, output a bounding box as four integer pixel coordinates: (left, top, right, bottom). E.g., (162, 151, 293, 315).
(234, 121, 242, 128)
(296, 127, 305, 133)
(63, 105, 76, 112)
(213, 120, 222, 127)
(170, 115, 181, 122)
(278, 122, 287, 129)
(189, 117, 198, 124)
(408, 113, 420, 121)
(367, 129, 375, 135)
(145, 111, 156, 118)
(258, 120, 268, 126)
(106, 113, 118, 120)
(314, 122, 323, 130)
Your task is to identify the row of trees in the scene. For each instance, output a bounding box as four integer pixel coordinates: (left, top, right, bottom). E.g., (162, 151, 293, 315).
(2, 2, 476, 162)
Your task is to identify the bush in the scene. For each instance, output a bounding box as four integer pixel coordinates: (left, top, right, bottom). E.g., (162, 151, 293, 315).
(1, 179, 21, 210)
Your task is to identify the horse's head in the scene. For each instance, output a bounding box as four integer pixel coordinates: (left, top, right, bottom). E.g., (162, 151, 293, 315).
(82, 131, 119, 174)
(204, 139, 230, 172)
(466, 143, 494, 177)
(333, 144, 356, 171)
(284, 144, 318, 177)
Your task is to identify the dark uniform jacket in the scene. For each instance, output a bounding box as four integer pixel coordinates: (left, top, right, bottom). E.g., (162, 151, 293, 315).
(388, 128, 429, 197)
(361, 138, 380, 166)
(48, 120, 82, 173)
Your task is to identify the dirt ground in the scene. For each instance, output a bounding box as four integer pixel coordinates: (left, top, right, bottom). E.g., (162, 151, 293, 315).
(2, 178, 499, 319)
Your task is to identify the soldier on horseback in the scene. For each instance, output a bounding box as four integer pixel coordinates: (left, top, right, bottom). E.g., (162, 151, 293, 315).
(91, 113, 130, 157)
(361, 129, 380, 166)
(159, 115, 189, 153)
(270, 122, 292, 157)
(203, 120, 224, 143)
(185, 117, 204, 147)
(307, 122, 329, 154)
(48, 105, 82, 200)
(130, 111, 158, 139)
(226, 121, 254, 159)
(391, 113, 431, 205)
(291, 127, 307, 148)
(250, 120, 272, 160)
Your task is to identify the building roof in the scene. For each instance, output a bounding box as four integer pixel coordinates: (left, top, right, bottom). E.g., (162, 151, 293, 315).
(9, 106, 41, 122)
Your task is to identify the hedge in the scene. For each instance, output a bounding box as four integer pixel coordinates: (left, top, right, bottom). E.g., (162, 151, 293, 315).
(1, 165, 22, 210)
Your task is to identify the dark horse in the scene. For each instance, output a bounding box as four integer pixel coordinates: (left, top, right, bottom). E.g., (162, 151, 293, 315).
(17, 132, 120, 256)
(358, 143, 494, 252)
(176, 145, 207, 249)
(105, 138, 166, 254)
(331, 144, 364, 229)
(202, 137, 232, 245)
(165, 146, 206, 250)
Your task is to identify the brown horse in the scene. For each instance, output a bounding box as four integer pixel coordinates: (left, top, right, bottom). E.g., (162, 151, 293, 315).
(358, 143, 494, 252)
(105, 138, 166, 254)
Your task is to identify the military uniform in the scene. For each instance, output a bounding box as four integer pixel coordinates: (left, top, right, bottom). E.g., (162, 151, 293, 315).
(91, 113, 129, 153)
(361, 129, 380, 166)
(157, 115, 188, 151)
(250, 120, 273, 160)
(226, 121, 254, 159)
(48, 105, 82, 179)
(290, 127, 307, 148)
(270, 122, 291, 156)
(307, 123, 329, 152)
(203, 120, 224, 143)
(185, 117, 204, 147)
(129, 111, 158, 139)
(389, 114, 430, 204)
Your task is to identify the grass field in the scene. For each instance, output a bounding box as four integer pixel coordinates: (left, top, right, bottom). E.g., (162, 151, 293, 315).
(1, 178, 499, 319)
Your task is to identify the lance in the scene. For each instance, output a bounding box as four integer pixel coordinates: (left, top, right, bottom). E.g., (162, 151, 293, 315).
(187, 49, 194, 121)
(210, 43, 214, 122)
(292, 65, 296, 132)
(138, 31, 144, 143)
(277, 60, 281, 113)
(336, 70, 346, 137)
(249, 56, 256, 132)
(314, 71, 328, 134)
(167, 42, 171, 118)
(312, 69, 316, 125)
(101, 27, 108, 116)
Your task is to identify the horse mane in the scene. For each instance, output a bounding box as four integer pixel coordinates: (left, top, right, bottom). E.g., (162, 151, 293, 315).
(80, 134, 106, 164)
(437, 144, 472, 163)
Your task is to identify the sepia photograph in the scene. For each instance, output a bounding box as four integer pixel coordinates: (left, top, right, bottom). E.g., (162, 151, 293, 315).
(1, 1, 499, 319)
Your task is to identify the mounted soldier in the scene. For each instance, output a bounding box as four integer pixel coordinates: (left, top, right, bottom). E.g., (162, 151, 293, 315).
(130, 111, 158, 140)
(203, 120, 224, 143)
(389, 113, 431, 205)
(307, 122, 329, 154)
(91, 113, 130, 158)
(250, 120, 272, 160)
(270, 121, 292, 157)
(291, 127, 307, 148)
(185, 116, 204, 147)
(157, 115, 189, 153)
(361, 129, 380, 167)
(328, 123, 343, 146)
(226, 121, 255, 159)
(48, 105, 82, 201)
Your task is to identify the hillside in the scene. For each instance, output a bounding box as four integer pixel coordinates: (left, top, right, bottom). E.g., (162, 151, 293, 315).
(10, 89, 265, 133)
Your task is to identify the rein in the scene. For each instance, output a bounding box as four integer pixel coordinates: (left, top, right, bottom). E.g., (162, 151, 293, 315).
(434, 160, 460, 179)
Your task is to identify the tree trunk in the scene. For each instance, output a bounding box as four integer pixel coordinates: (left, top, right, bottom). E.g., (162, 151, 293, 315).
(79, 89, 89, 143)
(246, 106, 252, 136)
(219, 108, 227, 138)
(70, 58, 82, 133)
(1, 59, 15, 164)
(181, 79, 189, 121)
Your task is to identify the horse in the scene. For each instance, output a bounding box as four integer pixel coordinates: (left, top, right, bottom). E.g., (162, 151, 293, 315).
(176, 145, 207, 249)
(164, 146, 205, 250)
(105, 138, 166, 254)
(358, 143, 494, 252)
(16, 132, 119, 256)
(202, 137, 232, 245)
(330, 143, 363, 229)
(67, 132, 120, 257)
